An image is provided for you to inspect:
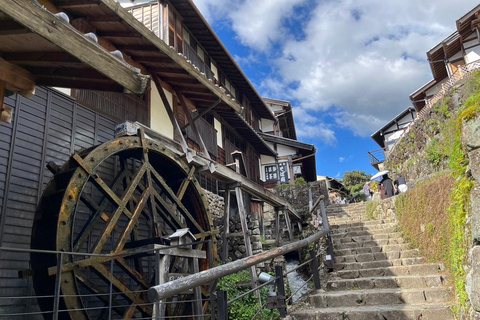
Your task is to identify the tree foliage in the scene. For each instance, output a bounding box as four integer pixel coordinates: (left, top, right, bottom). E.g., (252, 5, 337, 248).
(342, 170, 372, 199)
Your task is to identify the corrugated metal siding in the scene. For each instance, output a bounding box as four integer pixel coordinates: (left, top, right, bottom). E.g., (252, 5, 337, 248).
(0, 87, 117, 317)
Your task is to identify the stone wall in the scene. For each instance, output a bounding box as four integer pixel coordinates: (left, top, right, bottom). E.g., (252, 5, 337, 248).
(204, 190, 264, 262)
(384, 75, 480, 319)
(463, 115, 480, 319)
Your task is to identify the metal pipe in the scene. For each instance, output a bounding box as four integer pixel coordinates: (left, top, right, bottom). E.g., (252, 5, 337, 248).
(148, 225, 329, 302)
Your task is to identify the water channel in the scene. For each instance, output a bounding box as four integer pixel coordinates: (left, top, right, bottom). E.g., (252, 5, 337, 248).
(285, 254, 311, 303)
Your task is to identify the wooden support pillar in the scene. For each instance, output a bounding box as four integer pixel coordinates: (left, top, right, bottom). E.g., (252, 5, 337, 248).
(234, 186, 259, 301)
(222, 185, 231, 263)
(275, 207, 280, 247)
(174, 88, 212, 163)
(284, 210, 293, 241)
(192, 258, 204, 320)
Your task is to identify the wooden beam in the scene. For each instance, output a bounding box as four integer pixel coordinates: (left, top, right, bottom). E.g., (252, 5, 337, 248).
(0, 57, 35, 97)
(54, 0, 101, 8)
(0, 0, 150, 94)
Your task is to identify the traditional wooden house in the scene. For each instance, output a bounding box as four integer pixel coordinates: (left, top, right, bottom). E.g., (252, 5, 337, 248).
(368, 107, 417, 170)
(260, 98, 317, 187)
(410, 4, 480, 114)
(0, 0, 300, 318)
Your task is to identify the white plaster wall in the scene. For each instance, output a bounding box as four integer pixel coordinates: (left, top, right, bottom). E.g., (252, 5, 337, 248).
(277, 144, 296, 157)
(261, 119, 274, 132)
(52, 87, 71, 96)
(214, 118, 223, 148)
(150, 81, 174, 139)
(466, 46, 480, 63)
(211, 63, 218, 80)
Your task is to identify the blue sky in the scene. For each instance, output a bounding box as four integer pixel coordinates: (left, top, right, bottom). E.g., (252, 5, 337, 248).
(191, 0, 477, 179)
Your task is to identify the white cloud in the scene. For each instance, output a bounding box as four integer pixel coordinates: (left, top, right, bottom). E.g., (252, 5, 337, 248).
(339, 157, 346, 163)
(193, 0, 477, 140)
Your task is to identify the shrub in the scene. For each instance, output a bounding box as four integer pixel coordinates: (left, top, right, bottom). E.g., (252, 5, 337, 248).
(295, 177, 307, 185)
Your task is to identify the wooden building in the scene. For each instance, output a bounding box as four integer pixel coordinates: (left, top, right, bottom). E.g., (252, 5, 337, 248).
(410, 4, 480, 113)
(0, 0, 302, 318)
(369, 107, 416, 170)
(260, 98, 317, 187)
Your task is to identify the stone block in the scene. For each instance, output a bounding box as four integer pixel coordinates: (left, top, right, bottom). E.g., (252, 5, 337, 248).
(470, 149, 480, 183)
(466, 246, 480, 311)
(234, 250, 243, 259)
(252, 228, 260, 235)
(238, 245, 246, 253)
(471, 185, 480, 244)
(252, 242, 262, 250)
(462, 116, 480, 152)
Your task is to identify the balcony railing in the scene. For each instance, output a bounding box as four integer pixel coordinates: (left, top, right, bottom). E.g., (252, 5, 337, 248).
(367, 148, 386, 167)
(128, 4, 216, 82)
(183, 43, 215, 81)
(420, 60, 480, 118)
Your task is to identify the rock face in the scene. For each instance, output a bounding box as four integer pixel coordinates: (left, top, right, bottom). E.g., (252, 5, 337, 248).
(466, 114, 480, 315)
(289, 202, 454, 320)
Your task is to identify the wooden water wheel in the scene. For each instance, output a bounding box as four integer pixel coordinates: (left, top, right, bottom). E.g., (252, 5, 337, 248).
(30, 134, 214, 319)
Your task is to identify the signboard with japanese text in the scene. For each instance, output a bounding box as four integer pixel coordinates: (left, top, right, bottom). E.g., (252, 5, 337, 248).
(264, 165, 279, 182)
(278, 162, 289, 184)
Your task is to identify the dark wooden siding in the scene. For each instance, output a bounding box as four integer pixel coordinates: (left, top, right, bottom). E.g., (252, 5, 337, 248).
(71, 89, 149, 126)
(0, 87, 117, 317)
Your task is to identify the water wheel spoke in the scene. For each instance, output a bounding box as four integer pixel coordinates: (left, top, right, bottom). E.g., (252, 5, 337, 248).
(114, 187, 151, 253)
(146, 167, 162, 239)
(73, 169, 128, 252)
(92, 164, 148, 254)
(152, 189, 187, 229)
(176, 166, 195, 201)
(149, 164, 204, 232)
(75, 270, 128, 317)
(115, 257, 151, 289)
(91, 263, 152, 315)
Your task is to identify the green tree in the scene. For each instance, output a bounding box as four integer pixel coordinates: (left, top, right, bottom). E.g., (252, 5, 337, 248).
(342, 170, 372, 201)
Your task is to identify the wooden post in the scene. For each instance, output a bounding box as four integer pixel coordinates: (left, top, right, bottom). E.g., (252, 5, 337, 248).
(274, 265, 287, 318)
(217, 290, 228, 320)
(222, 185, 231, 263)
(234, 186, 259, 301)
(308, 187, 313, 212)
(275, 207, 280, 247)
(310, 250, 321, 290)
(174, 88, 211, 161)
(284, 210, 293, 241)
(192, 258, 204, 320)
(157, 254, 170, 318)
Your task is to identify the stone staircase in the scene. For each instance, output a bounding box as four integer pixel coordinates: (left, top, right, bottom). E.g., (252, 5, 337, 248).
(290, 203, 454, 320)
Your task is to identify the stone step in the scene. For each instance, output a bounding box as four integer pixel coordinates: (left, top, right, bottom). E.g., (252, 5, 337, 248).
(334, 238, 405, 250)
(308, 287, 451, 308)
(333, 263, 441, 279)
(335, 244, 411, 256)
(326, 274, 447, 291)
(331, 223, 398, 234)
(330, 220, 395, 228)
(334, 232, 403, 243)
(290, 304, 454, 320)
(336, 249, 419, 263)
(334, 257, 426, 271)
(331, 228, 398, 238)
